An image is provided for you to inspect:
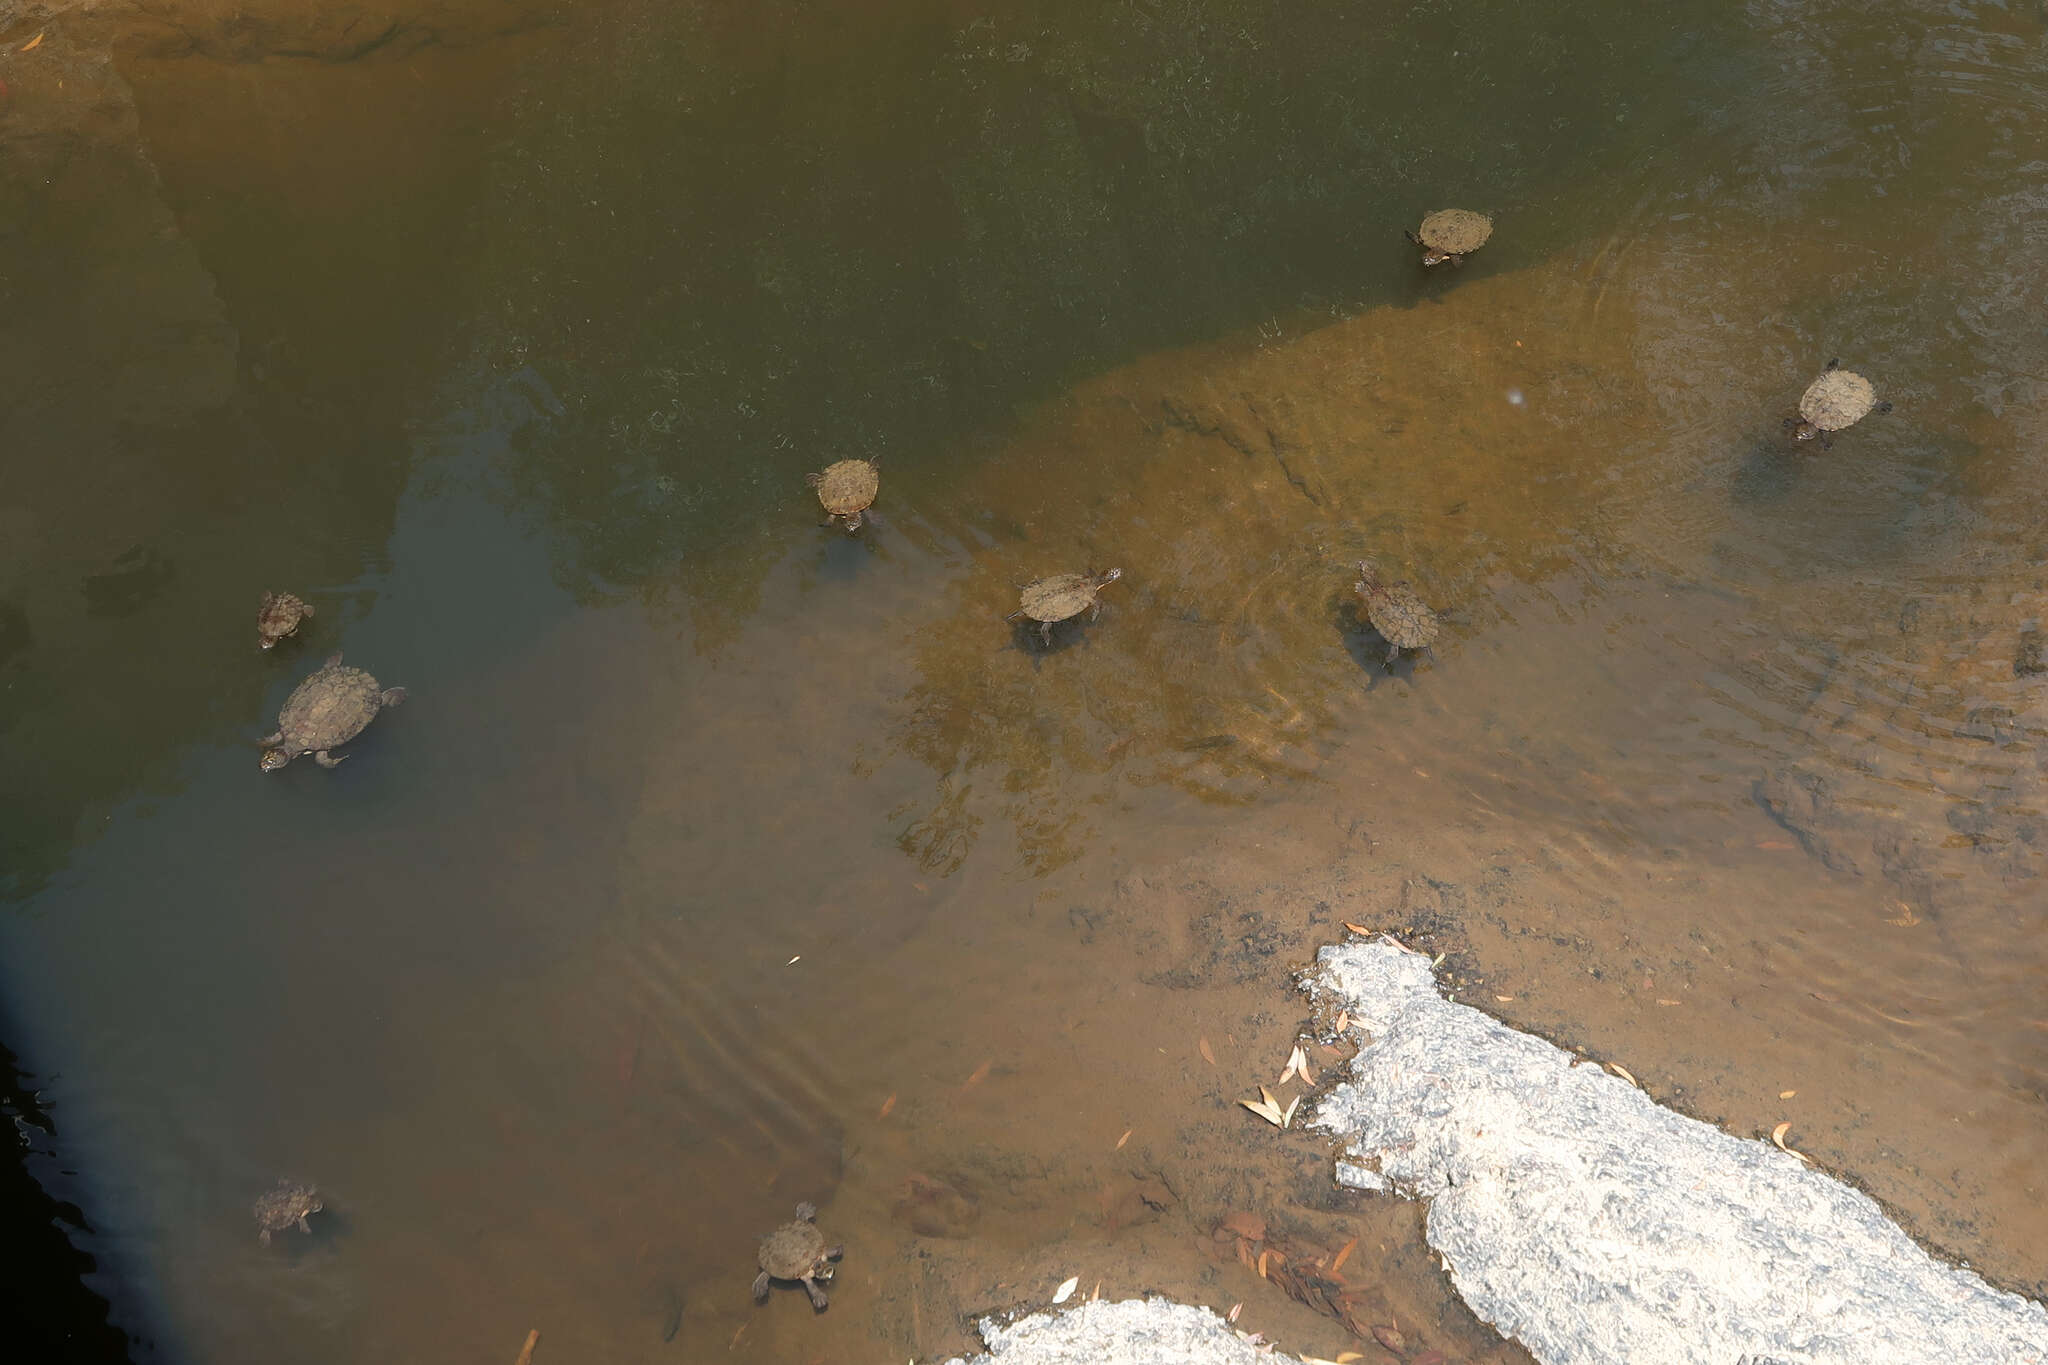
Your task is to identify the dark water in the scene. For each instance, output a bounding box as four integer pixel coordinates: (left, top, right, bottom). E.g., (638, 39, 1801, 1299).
(2, 0, 2045, 1360)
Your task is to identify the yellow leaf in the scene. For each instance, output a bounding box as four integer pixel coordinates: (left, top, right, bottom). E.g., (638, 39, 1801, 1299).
(1051, 1275, 1079, 1304)
(1115, 1128, 1132, 1150)
(1199, 1036, 1217, 1066)
(1256, 1249, 1269, 1278)
(877, 1093, 897, 1119)
(1331, 1235, 1359, 1273)
(1779, 1089, 1796, 1099)
(1342, 921, 1370, 935)
(1607, 1063, 1638, 1087)
(21, 31, 45, 51)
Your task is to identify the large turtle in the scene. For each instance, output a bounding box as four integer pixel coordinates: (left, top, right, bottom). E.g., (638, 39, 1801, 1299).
(1405, 209, 1493, 267)
(253, 1180, 323, 1246)
(805, 458, 880, 532)
(752, 1202, 842, 1310)
(257, 590, 314, 650)
(1785, 359, 1889, 448)
(1009, 568, 1122, 646)
(1355, 559, 1440, 667)
(260, 653, 407, 771)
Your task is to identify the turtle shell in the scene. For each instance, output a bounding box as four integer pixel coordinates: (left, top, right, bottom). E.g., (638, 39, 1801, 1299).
(1018, 570, 1119, 624)
(758, 1216, 827, 1278)
(252, 1180, 322, 1240)
(1417, 209, 1493, 255)
(276, 655, 387, 753)
(1356, 562, 1441, 650)
(1798, 369, 1878, 431)
(257, 591, 313, 649)
(809, 459, 879, 517)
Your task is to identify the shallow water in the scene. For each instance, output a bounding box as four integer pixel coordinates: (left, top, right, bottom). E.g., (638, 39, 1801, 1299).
(2, 0, 2045, 1360)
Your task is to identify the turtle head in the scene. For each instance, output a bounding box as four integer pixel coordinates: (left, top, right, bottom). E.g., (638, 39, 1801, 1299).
(1421, 247, 1453, 266)
(304, 1192, 324, 1216)
(259, 746, 296, 772)
(1096, 567, 1123, 588)
(1792, 420, 1821, 442)
(1356, 558, 1383, 587)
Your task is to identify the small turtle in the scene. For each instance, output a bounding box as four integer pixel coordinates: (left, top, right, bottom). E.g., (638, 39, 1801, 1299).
(805, 458, 881, 532)
(1405, 209, 1493, 267)
(1008, 568, 1122, 646)
(752, 1202, 842, 1310)
(257, 590, 314, 650)
(1355, 559, 1440, 668)
(253, 1180, 323, 1246)
(260, 652, 407, 771)
(1784, 358, 1890, 448)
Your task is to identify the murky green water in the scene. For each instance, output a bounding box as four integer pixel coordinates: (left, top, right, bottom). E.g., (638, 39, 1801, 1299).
(3, 0, 2045, 1360)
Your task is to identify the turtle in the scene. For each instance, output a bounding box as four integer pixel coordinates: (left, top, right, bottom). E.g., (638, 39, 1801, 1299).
(1354, 559, 1440, 667)
(257, 590, 314, 650)
(805, 458, 880, 532)
(1008, 568, 1122, 645)
(260, 653, 407, 771)
(1405, 209, 1493, 267)
(253, 1180, 323, 1246)
(1784, 358, 1890, 448)
(752, 1202, 842, 1310)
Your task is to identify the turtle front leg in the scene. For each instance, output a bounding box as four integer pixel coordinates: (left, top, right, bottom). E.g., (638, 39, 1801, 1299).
(1385, 642, 1400, 669)
(1039, 621, 1053, 646)
(259, 1228, 272, 1247)
(1088, 601, 1101, 622)
(751, 1271, 772, 1302)
(297, 1215, 313, 1233)
(801, 1275, 830, 1311)
(259, 729, 284, 747)
(313, 749, 349, 768)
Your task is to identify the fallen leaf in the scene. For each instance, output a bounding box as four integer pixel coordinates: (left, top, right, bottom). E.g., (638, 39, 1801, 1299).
(1264, 1247, 1287, 1267)
(1770, 1121, 1812, 1162)
(1336, 1355, 1365, 1365)
(1494, 994, 1515, 1002)
(1280, 1044, 1312, 1085)
(1238, 1240, 1257, 1268)
(1657, 998, 1682, 1006)
(1256, 1249, 1269, 1278)
(1051, 1275, 1079, 1304)
(1226, 1302, 1243, 1324)
(1330, 1235, 1359, 1272)
(1115, 1128, 1132, 1150)
(1607, 1062, 1638, 1087)
(1199, 1036, 1217, 1066)
(21, 31, 44, 51)
(1411, 767, 1429, 779)
(962, 1058, 992, 1089)
(1091, 1280, 1101, 1301)
(1239, 1086, 1291, 1127)
(878, 1093, 897, 1119)
(786, 954, 801, 965)
(1334, 1010, 1350, 1032)
(1342, 922, 1370, 935)
(1779, 1089, 1797, 1099)
(1281, 1094, 1301, 1128)
(1372, 1323, 1406, 1353)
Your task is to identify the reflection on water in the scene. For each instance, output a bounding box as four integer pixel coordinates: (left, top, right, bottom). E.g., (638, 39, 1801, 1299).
(2, 0, 2047, 1359)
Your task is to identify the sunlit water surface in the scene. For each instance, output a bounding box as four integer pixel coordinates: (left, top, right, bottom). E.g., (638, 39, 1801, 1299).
(2, 0, 2045, 1360)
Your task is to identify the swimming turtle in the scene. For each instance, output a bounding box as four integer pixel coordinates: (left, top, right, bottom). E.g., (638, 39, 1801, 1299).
(257, 590, 314, 650)
(805, 458, 880, 532)
(752, 1202, 842, 1310)
(260, 653, 407, 771)
(253, 1180, 323, 1246)
(1009, 568, 1122, 645)
(1785, 359, 1890, 448)
(1354, 559, 1440, 667)
(1405, 209, 1493, 267)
